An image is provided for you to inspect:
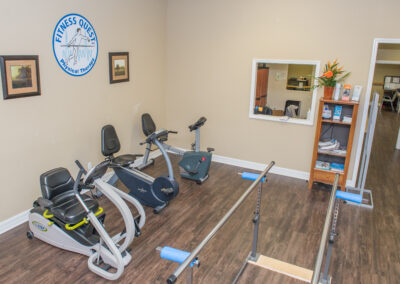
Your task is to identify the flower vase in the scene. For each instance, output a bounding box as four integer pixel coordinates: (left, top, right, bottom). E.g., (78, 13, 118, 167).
(324, 86, 334, 100)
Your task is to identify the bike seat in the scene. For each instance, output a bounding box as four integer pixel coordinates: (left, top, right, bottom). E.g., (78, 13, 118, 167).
(112, 154, 143, 167)
(51, 191, 98, 224)
(40, 167, 99, 224)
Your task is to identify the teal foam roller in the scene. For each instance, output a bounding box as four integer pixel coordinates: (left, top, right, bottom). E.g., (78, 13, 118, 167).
(241, 172, 266, 182)
(160, 246, 196, 267)
(336, 191, 362, 203)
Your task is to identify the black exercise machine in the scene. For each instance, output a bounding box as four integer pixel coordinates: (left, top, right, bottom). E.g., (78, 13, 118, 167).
(101, 125, 179, 213)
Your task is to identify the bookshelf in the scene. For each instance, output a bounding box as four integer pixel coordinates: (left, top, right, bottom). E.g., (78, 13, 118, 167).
(308, 98, 359, 189)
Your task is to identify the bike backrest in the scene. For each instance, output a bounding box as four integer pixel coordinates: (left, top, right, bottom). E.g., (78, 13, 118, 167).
(101, 125, 121, 157)
(142, 113, 156, 136)
(40, 167, 75, 200)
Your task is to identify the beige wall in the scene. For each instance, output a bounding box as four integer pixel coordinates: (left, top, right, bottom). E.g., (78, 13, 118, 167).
(164, 0, 400, 178)
(0, 0, 167, 221)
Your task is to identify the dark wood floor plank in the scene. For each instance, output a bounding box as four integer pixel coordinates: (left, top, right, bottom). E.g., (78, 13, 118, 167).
(0, 111, 399, 283)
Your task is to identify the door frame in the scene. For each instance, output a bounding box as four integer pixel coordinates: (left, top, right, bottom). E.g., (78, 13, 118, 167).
(351, 38, 400, 185)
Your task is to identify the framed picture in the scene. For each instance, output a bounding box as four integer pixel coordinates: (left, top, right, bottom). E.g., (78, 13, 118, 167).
(109, 52, 129, 84)
(0, 55, 41, 99)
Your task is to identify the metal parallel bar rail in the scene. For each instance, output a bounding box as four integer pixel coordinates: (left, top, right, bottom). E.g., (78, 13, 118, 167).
(167, 161, 275, 284)
(311, 174, 340, 284)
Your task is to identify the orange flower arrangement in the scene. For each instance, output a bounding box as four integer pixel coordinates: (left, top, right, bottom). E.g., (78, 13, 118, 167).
(315, 59, 350, 87)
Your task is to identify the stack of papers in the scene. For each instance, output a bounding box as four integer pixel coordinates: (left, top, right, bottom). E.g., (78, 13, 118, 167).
(319, 139, 340, 151)
(342, 116, 352, 123)
(316, 161, 330, 170)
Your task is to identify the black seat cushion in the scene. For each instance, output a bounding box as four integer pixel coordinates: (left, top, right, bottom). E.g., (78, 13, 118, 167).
(112, 154, 142, 167)
(40, 167, 99, 224)
(40, 168, 75, 200)
(101, 125, 121, 156)
(51, 191, 99, 224)
(142, 113, 156, 136)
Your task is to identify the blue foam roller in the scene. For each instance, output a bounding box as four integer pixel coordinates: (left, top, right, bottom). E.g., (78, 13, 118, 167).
(336, 191, 362, 204)
(160, 246, 196, 267)
(241, 172, 265, 182)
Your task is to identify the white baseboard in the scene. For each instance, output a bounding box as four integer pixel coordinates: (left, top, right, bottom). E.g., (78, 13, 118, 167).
(0, 209, 30, 235)
(0, 148, 354, 235)
(211, 154, 309, 180)
(166, 145, 309, 180)
(212, 153, 355, 186)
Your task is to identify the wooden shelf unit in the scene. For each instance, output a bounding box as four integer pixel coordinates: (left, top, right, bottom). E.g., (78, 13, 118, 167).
(308, 99, 359, 189)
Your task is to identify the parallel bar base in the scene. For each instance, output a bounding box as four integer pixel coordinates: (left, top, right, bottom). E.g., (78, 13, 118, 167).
(345, 187, 374, 209)
(319, 273, 332, 284)
(248, 254, 313, 283)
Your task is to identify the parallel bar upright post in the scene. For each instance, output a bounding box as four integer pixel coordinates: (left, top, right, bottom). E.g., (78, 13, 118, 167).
(310, 174, 339, 284)
(167, 161, 275, 284)
(250, 182, 263, 259)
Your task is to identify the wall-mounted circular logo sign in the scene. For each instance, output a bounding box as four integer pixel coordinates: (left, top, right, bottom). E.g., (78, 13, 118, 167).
(52, 13, 98, 76)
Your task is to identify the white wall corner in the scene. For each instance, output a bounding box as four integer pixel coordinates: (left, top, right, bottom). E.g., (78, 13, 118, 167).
(0, 209, 30, 235)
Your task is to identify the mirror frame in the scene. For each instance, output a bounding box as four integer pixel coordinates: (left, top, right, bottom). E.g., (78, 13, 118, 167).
(249, 58, 320, 126)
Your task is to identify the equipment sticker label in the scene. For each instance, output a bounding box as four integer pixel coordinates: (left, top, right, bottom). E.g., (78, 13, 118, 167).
(52, 13, 98, 76)
(32, 221, 47, 232)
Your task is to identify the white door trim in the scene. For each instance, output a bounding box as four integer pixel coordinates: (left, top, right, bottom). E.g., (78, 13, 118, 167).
(351, 38, 400, 184)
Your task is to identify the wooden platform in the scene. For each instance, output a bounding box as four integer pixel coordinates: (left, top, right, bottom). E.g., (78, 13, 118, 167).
(249, 254, 313, 282)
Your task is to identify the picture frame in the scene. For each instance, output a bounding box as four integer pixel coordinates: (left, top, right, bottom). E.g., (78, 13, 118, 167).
(109, 52, 129, 84)
(0, 55, 41, 100)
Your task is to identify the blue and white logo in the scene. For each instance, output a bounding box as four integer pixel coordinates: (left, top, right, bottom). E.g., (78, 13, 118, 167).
(52, 13, 98, 76)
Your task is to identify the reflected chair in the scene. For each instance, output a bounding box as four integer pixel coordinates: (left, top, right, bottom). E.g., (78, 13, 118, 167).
(381, 90, 397, 111)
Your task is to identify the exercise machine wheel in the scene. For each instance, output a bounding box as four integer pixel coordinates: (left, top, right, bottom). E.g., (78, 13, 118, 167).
(27, 231, 34, 240)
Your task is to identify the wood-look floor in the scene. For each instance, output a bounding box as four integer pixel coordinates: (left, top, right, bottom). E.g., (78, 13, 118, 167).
(0, 111, 399, 284)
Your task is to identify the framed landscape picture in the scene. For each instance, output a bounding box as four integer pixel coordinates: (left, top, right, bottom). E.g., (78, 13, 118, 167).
(0, 55, 41, 99)
(109, 52, 129, 84)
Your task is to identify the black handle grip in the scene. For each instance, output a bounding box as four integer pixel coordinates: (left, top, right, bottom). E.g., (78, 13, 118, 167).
(73, 169, 85, 194)
(167, 275, 177, 284)
(168, 130, 178, 134)
(75, 160, 87, 175)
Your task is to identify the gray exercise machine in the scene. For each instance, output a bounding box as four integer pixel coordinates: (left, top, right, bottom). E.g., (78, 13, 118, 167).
(27, 160, 146, 281)
(345, 92, 379, 209)
(138, 113, 214, 184)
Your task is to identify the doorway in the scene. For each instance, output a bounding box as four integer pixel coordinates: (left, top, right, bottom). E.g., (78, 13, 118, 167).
(352, 39, 400, 185)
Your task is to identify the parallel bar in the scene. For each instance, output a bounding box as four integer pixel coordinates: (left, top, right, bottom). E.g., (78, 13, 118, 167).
(167, 161, 275, 284)
(310, 174, 339, 284)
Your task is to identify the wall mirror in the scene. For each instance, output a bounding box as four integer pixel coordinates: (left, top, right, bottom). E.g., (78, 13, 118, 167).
(249, 59, 320, 125)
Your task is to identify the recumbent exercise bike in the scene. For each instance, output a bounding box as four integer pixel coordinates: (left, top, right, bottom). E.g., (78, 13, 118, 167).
(101, 125, 179, 214)
(28, 160, 145, 281)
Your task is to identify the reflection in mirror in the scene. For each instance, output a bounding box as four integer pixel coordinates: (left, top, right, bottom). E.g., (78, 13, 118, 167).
(250, 59, 320, 125)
